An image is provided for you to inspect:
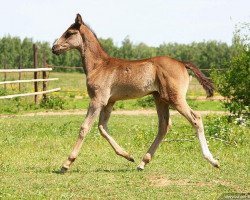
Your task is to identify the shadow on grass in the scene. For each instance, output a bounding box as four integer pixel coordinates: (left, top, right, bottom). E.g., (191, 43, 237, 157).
(94, 168, 135, 173)
(52, 167, 134, 174)
(52, 169, 67, 175)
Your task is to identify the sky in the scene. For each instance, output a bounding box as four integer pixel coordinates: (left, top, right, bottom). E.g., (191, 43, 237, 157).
(0, 0, 249, 47)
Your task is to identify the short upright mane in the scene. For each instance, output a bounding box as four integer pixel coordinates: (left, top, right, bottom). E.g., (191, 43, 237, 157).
(84, 23, 98, 39)
(83, 23, 107, 53)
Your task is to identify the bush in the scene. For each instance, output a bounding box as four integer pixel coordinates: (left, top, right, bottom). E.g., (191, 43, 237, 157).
(136, 96, 155, 108)
(40, 96, 66, 110)
(213, 50, 249, 117)
(211, 23, 250, 118)
(205, 115, 247, 145)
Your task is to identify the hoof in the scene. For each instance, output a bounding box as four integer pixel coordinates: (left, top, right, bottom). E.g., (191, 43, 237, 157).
(212, 160, 220, 168)
(137, 166, 144, 171)
(60, 166, 69, 174)
(128, 157, 135, 162)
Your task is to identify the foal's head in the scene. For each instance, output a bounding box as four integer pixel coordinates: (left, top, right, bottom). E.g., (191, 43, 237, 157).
(52, 14, 84, 55)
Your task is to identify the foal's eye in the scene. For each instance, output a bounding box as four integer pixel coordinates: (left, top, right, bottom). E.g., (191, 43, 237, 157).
(65, 31, 77, 38)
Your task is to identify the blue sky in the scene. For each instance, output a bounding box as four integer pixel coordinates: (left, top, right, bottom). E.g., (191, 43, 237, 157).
(0, 0, 249, 46)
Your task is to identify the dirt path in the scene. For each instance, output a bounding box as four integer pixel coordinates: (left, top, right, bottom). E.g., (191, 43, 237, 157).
(0, 109, 228, 118)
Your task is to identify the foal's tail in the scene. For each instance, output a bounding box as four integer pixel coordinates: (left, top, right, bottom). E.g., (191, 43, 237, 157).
(184, 62, 214, 97)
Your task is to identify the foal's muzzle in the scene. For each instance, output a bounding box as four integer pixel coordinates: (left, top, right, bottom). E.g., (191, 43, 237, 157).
(52, 45, 61, 55)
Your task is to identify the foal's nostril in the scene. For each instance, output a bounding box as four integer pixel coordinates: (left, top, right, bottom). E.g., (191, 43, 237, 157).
(52, 45, 60, 54)
(52, 45, 56, 51)
(52, 45, 59, 52)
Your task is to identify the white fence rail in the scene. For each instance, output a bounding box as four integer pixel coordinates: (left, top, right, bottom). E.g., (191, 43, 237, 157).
(0, 88, 61, 99)
(0, 68, 52, 73)
(0, 67, 60, 102)
(0, 78, 58, 85)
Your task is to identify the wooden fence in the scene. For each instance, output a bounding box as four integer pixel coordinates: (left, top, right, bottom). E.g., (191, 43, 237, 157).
(0, 68, 60, 102)
(0, 44, 60, 103)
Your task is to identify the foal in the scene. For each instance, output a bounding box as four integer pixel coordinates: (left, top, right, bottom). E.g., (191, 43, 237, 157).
(52, 14, 219, 173)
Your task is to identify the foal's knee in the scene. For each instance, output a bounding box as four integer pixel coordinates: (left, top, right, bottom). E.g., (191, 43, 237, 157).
(79, 125, 89, 139)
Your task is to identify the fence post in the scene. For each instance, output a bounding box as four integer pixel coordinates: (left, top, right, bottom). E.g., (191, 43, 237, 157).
(3, 59, 7, 90)
(33, 44, 38, 104)
(18, 56, 22, 92)
(42, 49, 47, 101)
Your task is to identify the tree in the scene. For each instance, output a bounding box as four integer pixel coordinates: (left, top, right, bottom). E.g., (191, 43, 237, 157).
(21, 38, 33, 68)
(118, 36, 134, 59)
(212, 23, 250, 118)
(0, 35, 236, 73)
(99, 38, 118, 57)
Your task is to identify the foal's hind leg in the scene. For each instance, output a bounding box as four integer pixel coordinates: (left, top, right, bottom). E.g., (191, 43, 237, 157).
(98, 102, 135, 162)
(137, 93, 171, 170)
(173, 99, 219, 168)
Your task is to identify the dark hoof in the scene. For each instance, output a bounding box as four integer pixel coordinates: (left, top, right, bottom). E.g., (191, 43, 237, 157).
(213, 163, 220, 168)
(60, 166, 69, 174)
(213, 160, 220, 168)
(137, 166, 144, 171)
(128, 157, 135, 162)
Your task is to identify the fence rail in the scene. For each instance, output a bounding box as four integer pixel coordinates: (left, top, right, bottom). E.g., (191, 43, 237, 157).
(0, 68, 52, 73)
(0, 67, 60, 101)
(49, 65, 83, 70)
(0, 78, 58, 85)
(0, 44, 60, 102)
(0, 88, 61, 100)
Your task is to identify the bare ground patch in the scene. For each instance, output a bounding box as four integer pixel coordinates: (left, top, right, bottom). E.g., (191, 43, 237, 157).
(148, 176, 242, 191)
(0, 109, 228, 118)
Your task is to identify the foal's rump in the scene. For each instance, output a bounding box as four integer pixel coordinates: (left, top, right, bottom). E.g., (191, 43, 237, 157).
(152, 56, 214, 102)
(152, 56, 191, 102)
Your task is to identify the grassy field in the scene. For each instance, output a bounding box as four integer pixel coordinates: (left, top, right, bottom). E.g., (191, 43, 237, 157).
(0, 114, 249, 199)
(0, 71, 225, 114)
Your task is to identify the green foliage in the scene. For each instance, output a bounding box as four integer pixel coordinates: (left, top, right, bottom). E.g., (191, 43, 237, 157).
(0, 88, 7, 96)
(211, 23, 250, 118)
(136, 96, 155, 108)
(99, 37, 119, 57)
(205, 115, 247, 145)
(40, 96, 66, 110)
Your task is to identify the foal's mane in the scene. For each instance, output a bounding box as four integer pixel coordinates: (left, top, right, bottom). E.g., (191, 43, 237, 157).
(82, 23, 107, 53)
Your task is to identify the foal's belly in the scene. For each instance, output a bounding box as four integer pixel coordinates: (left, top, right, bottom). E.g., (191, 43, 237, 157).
(110, 79, 158, 101)
(108, 61, 158, 101)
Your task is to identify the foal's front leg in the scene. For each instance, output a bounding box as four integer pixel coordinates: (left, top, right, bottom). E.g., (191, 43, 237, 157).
(61, 100, 102, 173)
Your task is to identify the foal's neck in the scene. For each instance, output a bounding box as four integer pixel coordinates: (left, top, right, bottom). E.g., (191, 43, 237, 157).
(79, 26, 109, 75)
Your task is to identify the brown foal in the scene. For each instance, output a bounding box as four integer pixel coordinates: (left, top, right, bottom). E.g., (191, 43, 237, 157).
(52, 14, 219, 173)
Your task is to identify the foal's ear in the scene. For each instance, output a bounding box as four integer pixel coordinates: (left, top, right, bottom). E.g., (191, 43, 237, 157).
(75, 13, 83, 25)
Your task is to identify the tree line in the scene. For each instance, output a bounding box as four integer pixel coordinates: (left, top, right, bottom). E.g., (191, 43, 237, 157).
(0, 35, 237, 71)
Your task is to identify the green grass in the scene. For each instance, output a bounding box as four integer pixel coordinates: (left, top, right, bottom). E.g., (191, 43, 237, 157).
(0, 114, 249, 199)
(0, 71, 225, 114)
(0, 96, 225, 115)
